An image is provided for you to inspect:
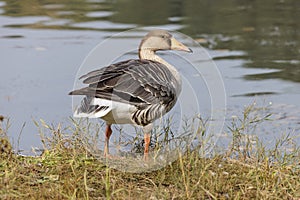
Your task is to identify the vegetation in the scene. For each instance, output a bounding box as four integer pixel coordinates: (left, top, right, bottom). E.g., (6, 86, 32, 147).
(1, 105, 300, 199)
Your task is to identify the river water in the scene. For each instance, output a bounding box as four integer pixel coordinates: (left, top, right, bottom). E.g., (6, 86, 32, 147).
(0, 0, 299, 153)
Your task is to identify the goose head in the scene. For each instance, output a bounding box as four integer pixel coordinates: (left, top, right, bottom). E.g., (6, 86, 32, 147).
(139, 30, 192, 55)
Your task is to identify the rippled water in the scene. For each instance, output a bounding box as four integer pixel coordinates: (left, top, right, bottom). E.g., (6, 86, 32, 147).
(0, 0, 299, 152)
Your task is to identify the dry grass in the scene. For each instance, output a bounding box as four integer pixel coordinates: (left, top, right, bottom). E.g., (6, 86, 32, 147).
(0, 105, 300, 199)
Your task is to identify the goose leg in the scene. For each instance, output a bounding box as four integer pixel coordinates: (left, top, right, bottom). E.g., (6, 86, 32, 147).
(104, 124, 112, 156)
(143, 124, 152, 161)
(144, 133, 150, 161)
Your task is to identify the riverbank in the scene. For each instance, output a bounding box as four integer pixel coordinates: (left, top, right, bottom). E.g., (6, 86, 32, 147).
(1, 106, 300, 199)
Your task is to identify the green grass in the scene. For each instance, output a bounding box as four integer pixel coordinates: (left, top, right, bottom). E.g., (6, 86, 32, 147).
(1, 105, 300, 199)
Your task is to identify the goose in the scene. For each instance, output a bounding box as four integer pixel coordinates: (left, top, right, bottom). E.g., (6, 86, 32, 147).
(69, 29, 192, 160)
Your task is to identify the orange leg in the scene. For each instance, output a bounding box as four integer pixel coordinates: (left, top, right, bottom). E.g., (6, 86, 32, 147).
(144, 133, 150, 161)
(104, 124, 112, 156)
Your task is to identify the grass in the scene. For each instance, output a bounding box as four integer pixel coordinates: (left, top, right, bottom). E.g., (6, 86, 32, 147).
(1, 104, 300, 199)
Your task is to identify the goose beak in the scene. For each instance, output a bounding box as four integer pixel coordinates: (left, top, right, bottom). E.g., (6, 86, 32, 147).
(170, 37, 193, 53)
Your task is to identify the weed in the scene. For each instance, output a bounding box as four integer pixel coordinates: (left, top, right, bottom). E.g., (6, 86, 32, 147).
(0, 104, 300, 199)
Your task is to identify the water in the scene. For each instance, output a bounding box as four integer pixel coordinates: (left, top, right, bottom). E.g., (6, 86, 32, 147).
(0, 0, 300, 152)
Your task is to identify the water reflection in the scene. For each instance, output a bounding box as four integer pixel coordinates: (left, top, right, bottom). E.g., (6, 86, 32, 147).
(181, 0, 300, 82)
(1, 0, 300, 82)
(1, 0, 300, 150)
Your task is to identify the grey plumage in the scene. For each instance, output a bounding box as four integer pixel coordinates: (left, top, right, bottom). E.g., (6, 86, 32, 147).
(69, 59, 180, 126)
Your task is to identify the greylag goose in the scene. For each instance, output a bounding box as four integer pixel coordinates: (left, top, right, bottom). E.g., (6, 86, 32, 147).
(69, 30, 192, 160)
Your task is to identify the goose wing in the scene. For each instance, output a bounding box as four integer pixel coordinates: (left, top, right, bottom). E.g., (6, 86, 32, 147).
(69, 59, 180, 110)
